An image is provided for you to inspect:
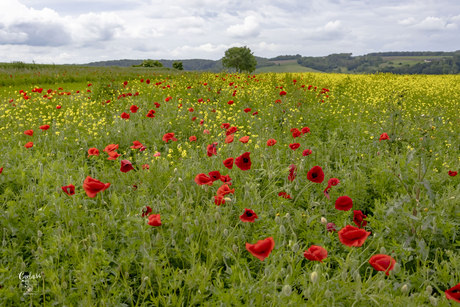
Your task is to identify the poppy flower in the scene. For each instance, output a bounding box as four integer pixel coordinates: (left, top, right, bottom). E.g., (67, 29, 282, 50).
(244, 108, 251, 113)
(203, 129, 210, 134)
(153, 152, 161, 157)
(221, 123, 230, 129)
(235, 152, 252, 171)
(252, 111, 258, 116)
(302, 149, 312, 156)
(279, 91, 287, 96)
(130, 141, 144, 149)
(24, 142, 33, 148)
(301, 127, 310, 134)
(246, 237, 275, 261)
(214, 195, 226, 205)
(446, 283, 460, 303)
(148, 214, 161, 226)
(191, 117, 197, 121)
(83, 176, 110, 198)
(142, 164, 149, 170)
(288, 164, 297, 182)
(226, 126, 238, 136)
(228, 100, 234, 105)
(291, 128, 301, 138)
(369, 254, 396, 276)
(335, 196, 353, 211)
(0, 167, 3, 174)
(123, 81, 128, 86)
(223, 157, 234, 169)
(207, 142, 218, 157)
(146, 79, 150, 84)
(189, 136, 197, 142)
(217, 184, 235, 197)
(278, 192, 292, 199)
(275, 99, 282, 103)
(379, 133, 390, 142)
(162, 133, 178, 143)
(39, 125, 50, 131)
(87, 148, 99, 157)
(130, 105, 139, 113)
(267, 139, 277, 146)
(61, 184, 75, 196)
(142, 206, 152, 217)
(103, 144, 119, 153)
(328, 178, 340, 186)
(225, 134, 234, 144)
(194, 173, 213, 186)
(146, 110, 155, 118)
(338, 225, 371, 247)
(208, 171, 221, 182)
(303, 245, 328, 263)
(107, 151, 121, 160)
(353, 210, 367, 228)
(449, 170, 458, 177)
(289, 143, 300, 150)
(326, 223, 337, 232)
(24, 130, 34, 136)
(121, 112, 130, 119)
(239, 136, 250, 143)
(188, 108, 194, 112)
(56, 105, 61, 109)
(240, 208, 258, 223)
(120, 160, 134, 173)
(307, 166, 324, 183)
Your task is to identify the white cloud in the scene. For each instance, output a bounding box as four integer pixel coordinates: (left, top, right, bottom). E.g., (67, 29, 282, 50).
(398, 17, 416, 25)
(226, 16, 260, 38)
(412, 16, 455, 31)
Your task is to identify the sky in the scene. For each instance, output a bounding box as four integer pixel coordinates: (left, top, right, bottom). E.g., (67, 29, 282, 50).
(0, 0, 459, 64)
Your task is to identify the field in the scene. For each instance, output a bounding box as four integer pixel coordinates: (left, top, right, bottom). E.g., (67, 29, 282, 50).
(1, 65, 460, 306)
(255, 60, 320, 73)
(380, 56, 453, 67)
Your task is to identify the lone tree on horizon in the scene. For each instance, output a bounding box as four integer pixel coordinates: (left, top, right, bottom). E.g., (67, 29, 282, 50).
(222, 46, 257, 73)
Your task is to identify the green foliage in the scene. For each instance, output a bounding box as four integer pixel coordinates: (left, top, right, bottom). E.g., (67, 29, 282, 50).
(222, 46, 257, 73)
(173, 61, 183, 70)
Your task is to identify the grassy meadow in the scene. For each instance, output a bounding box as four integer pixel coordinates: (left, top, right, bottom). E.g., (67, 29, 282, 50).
(1, 65, 460, 306)
(254, 60, 320, 73)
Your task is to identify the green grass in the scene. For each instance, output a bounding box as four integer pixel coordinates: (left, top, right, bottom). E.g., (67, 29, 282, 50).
(255, 61, 321, 73)
(380, 56, 453, 67)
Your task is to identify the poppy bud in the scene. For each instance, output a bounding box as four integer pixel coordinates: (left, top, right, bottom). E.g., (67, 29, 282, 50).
(37, 230, 43, 238)
(88, 246, 93, 255)
(401, 284, 408, 293)
(37, 246, 43, 255)
(215, 212, 220, 220)
(232, 244, 238, 254)
(282, 285, 292, 296)
(264, 267, 270, 276)
(124, 271, 129, 279)
(426, 285, 433, 294)
(285, 213, 290, 219)
(380, 246, 386, 254)
(174, 168, 178, 173)
(171, 239, 176, 247)
(149, 262, 154, 271)
(310, 272, 318, 283)
(2, 239, 6, 247)
(325, 290, 332, 299)
(224, 197, 231, 203)
(178, 178, 182, 182)
(378, 280, 385, 289)
(194, 219, 199, 226)
(393, 263, 401, 274)
(275, 216, 281, 224)
(287, 265, 293, 276)
(355, 291, 361, 301)
(280, 225, 286, 234)
(62, 281, 68, 289)
(226, 267, 232, 275)
(92, 233, 97, 242)
(292, 243, 299, 253)
(429, 296, 437, 306)
(320, 217, 327, 225)
(353, 271, 361, 283)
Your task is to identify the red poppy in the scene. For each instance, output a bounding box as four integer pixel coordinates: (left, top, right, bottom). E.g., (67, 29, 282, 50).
(120, 160, 134, 173)
(191, 116, 197, 121)
(0, 167, 3, 174)
(244, 108, 251, 113)
(240, 208, 258, 223)
(328, 178, 340, 186)
(163, 133, 178, 143)
(207, 142, 218, 157)
(103, 144, 119, 153)
(188, 107, 194, 112)
(307, 166, 324, 183)
(146, 110, 155, 118)
(189, 135, 197, 142)
(142, 164, 149, 170)
(275, 99, 282, 103)
(267, 139, 277, 146)
(379, 133, 390, 142)
(369, 254, 396, 276)
(239, 136, 249, 143)
(221, 123, 230, 129)
(353, 210, 367, 228)
(142, 206, 152, 217)
(123, 81, 128, 86)
(39, 125, 50, 131)
(326, 223, 337, 232)
(449, 170, 458, 177)
(291, 128, 301, 138)
(279, 91, 287, 96)
(214, 195, 226, 206)
(24, 130, 33, 136)
(87, 148, 99, 157)
(288, 164, 297, 182)
(289, 143, 300, 150)
(235, 152, 252, 171)
(220, 174, 232, 185)
(61, 184, 75, 196)
(217, 184, 235, 197)
(446, 283, 460, 303)
(203, 129, 210, 134)
(130, 105, 139, 113)
(194, 173, 213, 186)
(278, 192, 292, 199)
(335, 196, 353, 211)
(121, 112, 130, 119)
(223, 157, 234, 169)
(146, 79, 150, 84)
(252, 111, 258, 116)
(302, 149, 312, 156)
(228, 100, 234, 105)
(83, 176, 110, 198)
(56, 105, 61, 109)
(246, 237, 275, 261)
(303, 245, 328, 263)
(148, 214, 161, 226)
(226, 126, 238, 136)
(338, 225, 371, 247)
(24, 142, 33, 148)
(130, 141, 144, 149)
(301, 127, 310, 134)
(208, 171, 221, 182)
(107, 151, 121, 160)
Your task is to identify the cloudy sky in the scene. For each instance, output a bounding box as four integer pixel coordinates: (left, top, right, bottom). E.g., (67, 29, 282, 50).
(1, 0, 459, 64)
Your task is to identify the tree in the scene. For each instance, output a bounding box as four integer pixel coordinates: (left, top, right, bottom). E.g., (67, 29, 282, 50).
(173, 61, 183, 70)
(222, 46, 257, 73)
